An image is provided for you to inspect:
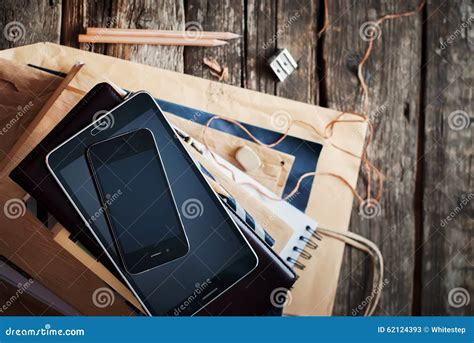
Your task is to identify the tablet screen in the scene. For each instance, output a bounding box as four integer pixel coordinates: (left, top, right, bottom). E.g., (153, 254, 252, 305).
(47, 92, 258, 316)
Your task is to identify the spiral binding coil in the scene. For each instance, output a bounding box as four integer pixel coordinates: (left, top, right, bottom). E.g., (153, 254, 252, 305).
(286, 225, 323, 270)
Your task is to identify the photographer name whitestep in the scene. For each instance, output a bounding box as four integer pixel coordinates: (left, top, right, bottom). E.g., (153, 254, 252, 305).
(431, 326, 466, 335)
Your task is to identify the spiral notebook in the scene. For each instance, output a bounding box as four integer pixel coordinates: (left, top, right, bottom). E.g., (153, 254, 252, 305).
(183, 135, 321, 271)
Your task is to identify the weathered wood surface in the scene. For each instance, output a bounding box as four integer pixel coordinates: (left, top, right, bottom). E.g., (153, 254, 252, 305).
(323, 0, 423, 316)
(0, 0, 61, 50)
(421, 0, 473, 316)
(0, 0, 472, 316)
(184, 0, 245, 86)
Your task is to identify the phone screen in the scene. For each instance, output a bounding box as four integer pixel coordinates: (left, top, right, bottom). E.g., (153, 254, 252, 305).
(87, 128, 189, 274)
(48, 92, 258, 315)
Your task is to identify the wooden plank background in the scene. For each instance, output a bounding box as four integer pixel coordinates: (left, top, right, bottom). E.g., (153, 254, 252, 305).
(0, 0, 472, 316)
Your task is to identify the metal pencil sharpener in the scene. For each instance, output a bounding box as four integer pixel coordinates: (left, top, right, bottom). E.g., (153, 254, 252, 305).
(268, 49, 298, 82)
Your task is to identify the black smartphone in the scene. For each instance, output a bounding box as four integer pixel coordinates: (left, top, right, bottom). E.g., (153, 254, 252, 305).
(86, 128, 189, 274)
(47, 91, 258, 315)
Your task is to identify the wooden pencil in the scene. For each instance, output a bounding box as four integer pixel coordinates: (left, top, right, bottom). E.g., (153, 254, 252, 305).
(86, 27, 241, 40)
(78, 34, 228, 47)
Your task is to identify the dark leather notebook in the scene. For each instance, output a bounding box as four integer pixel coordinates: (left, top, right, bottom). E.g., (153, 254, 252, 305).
(10, 83, 124, 270)
(10, 82, 296, 315)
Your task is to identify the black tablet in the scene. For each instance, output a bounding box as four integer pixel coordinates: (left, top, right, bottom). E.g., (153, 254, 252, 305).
(46, 91, 258, 316)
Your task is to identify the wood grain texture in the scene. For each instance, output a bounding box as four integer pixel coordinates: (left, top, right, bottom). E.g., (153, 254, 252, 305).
(244, 0, 277, 94)
(61, 0, 114, 55)
(184, 0, 245, 86)
(0, 0, 61, 50)
(276, 0, 319, 104)
(0, 186, 135, 315)
(107, 0, 185, 71)
(0, 0, 471, 316)
(421, 0, 473, 316)
(322, 0, 423, 315)
(61, 0, 185, 71)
